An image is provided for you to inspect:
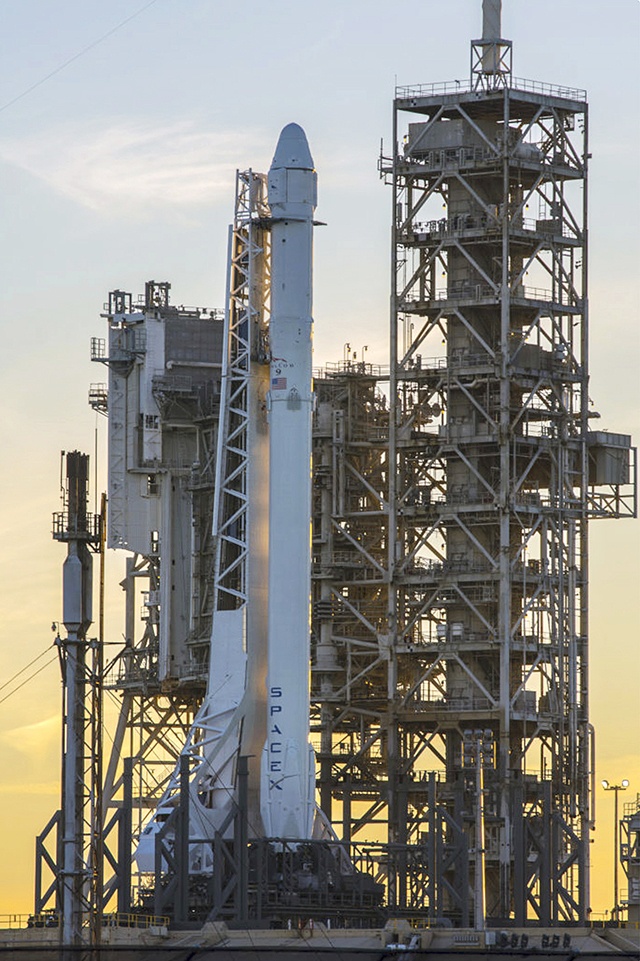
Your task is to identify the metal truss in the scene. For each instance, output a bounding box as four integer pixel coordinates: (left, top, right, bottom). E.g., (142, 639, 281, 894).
(120, 171, 273, 866)
(57, 184, 270, 917)
(84, 284, 225, 913)
(470, 40, 513, 91)
(100, 552, 200, 909)
(312, 365, 392, 834)
(388, 80, 594, 923)
(212, 169, 270, 612)
(35, 455, 104, 950)
(154, 170, 273, 821)
(311, 77, 635, 926)
(187, 383, 221, 675)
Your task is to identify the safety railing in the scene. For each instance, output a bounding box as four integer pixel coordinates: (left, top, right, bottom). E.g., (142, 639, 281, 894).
(0, 912, 170, 931)
(315, 361, 389, 378)
(52, 510, 101, 541)
(405, 283, 581, 308)
(589, 918, 640, 929)
(396, 76, 586, 102)
(407, 215, 575, 240)
(0, 915, 39, 930)
(101, 913, 170, 928)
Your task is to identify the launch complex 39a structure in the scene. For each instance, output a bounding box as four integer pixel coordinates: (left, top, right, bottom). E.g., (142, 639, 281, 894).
(23, 0, 638, 955)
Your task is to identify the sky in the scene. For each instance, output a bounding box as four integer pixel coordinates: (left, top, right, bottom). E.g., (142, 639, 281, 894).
(0, 0, 638, 919)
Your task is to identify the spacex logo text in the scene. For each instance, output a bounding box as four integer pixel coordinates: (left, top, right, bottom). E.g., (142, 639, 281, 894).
(268, 686, 283, 789)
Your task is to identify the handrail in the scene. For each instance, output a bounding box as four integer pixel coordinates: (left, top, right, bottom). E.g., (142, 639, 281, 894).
(1, 911, 171, 931)
(101, 912, 170, 928)
(398, 284, 580, 307)
(396, 76, 586, 102)
(408, 215, 576, 241)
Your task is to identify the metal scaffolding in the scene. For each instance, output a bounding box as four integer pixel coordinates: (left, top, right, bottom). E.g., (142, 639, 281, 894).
(35, 453, 103, 950)
(90, 283, 224, 909)
(311, 27, 636, 926)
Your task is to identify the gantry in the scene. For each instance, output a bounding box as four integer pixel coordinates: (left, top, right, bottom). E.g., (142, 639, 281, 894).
(310, 12, 636, 925)
(35, 4, 637, 932)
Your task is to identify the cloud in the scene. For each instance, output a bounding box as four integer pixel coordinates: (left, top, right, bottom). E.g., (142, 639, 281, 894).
(0, 119, 270, 216)
(0, 715, 59, 758)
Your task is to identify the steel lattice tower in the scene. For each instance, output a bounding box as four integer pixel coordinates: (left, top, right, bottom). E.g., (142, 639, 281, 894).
(311, 2, 635, 925)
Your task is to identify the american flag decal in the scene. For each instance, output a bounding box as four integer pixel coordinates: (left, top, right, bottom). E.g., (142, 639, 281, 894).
(271, 376, 287, 390)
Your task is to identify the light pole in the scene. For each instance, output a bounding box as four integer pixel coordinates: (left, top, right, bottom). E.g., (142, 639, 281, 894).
(602, 778, 629, 921)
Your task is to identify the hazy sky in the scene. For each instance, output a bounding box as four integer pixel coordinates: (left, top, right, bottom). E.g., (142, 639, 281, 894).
(0, 0, 637, 917)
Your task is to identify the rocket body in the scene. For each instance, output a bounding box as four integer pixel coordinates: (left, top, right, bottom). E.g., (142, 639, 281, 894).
(137, 127, 319, 869)
(261, 124, 317, 839)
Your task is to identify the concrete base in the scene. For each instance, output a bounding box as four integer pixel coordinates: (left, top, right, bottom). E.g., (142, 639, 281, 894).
(0, 922, 637, 959)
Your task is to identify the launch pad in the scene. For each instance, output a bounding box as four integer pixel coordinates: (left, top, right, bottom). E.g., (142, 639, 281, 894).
(15, 0, 638, 954)
(1, 920, 638, 961)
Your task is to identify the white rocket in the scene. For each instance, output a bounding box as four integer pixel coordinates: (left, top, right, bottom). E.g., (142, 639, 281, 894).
(261, 123, 317, 839)
(135, 124, 319, 871)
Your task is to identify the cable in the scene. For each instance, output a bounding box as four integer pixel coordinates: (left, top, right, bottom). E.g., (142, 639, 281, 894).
(0, 0, 161, 116)
(0, 644, 55, 693)
(0, 654, 58, 706)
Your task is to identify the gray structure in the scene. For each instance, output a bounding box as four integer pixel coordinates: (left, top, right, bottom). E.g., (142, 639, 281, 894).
(311, 0, 636, 926)
(621, 794, 640, 923)
(36, 285, 224, 932)
(41, 453, 102, 947)
(95, 283, 224, 908)
(33, 0, 637, 936)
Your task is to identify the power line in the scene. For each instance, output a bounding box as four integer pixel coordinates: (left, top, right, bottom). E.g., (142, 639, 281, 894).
(0, 644, 55, 693)
(0, 654, 58, 706)
(0, 0, 161, 116)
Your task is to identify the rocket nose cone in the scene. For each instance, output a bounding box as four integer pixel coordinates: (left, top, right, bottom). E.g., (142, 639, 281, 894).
(271, 122, 314, 171)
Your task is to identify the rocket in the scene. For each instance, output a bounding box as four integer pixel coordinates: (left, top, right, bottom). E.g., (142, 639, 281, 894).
(261, 123, 318, 839)
(135, 124, 319, 872)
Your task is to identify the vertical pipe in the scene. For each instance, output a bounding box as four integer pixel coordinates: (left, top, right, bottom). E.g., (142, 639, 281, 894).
(541, 781, 552, 924)
(512, 782, 525, 925)
(342, 779, 352, 845)
(498, 87, 513, 918)
(387, 94, 400, 853)
(61, 630, 81, 947)
(568, 520, 578, 806)
(175, 754, 190, 923)
(427, 773, 437, 915)
(237, 756, 249, 922)
(118, 758, 133, 915)
(580, 105, 591, 920)
(59, 452, 93, 949)
(482, 0, 502, 40)
(90, 493, 106, 947)
(613, 787, 620, 920)
(317, 421, 337, 823)
(474, 743, 486, 930)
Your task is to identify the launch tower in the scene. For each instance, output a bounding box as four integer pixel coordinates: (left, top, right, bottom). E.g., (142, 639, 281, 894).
(311, 0, 636, 925)
(34, 0, 637, 936)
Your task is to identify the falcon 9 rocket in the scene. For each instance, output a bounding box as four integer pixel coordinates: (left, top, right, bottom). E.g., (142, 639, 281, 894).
(261, 123, 318, 840)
